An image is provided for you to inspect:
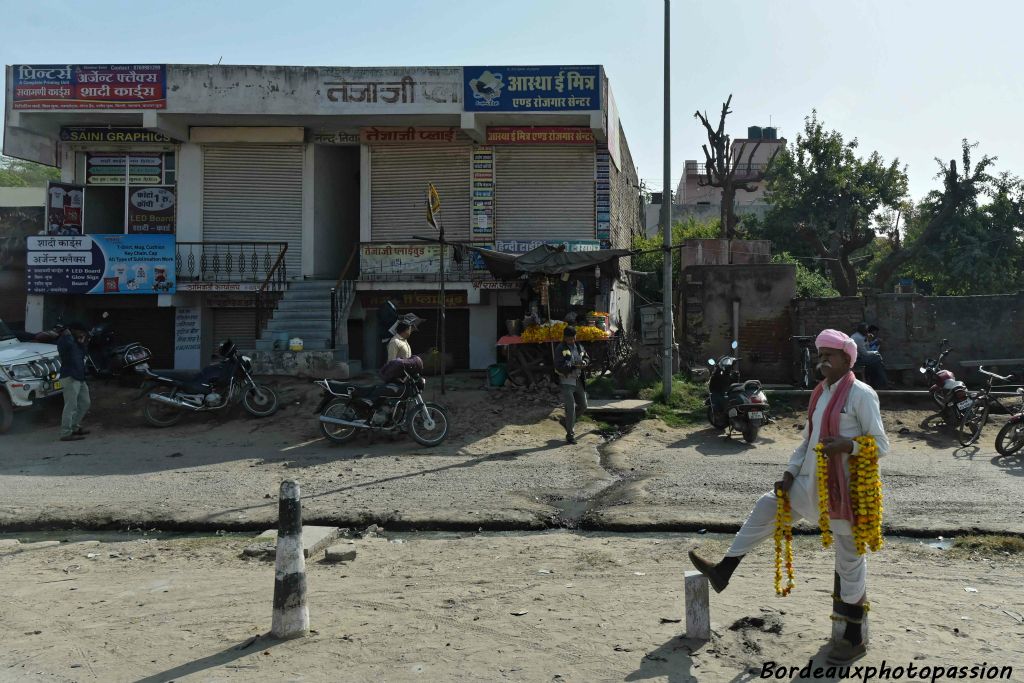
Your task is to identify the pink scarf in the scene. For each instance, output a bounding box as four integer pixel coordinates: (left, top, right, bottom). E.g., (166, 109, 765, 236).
(807, 371, 855, 523)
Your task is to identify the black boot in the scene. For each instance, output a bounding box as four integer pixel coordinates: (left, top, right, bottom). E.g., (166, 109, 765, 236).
(688, 551, 742, 593)
(828, 602, 867, 664)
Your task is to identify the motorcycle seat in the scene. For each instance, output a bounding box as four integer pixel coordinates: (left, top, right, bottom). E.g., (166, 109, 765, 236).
(326, 380, 403, 399)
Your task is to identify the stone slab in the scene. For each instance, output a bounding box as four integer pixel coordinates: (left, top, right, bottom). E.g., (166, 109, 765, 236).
(247, 526, 341, 559)
(324, 543, 357, 563)
(588, 399, 653, 415)
(17, 541, 61, 552)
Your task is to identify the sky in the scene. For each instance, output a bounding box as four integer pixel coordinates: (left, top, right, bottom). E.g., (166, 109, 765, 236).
(2, 0, 1023, 201)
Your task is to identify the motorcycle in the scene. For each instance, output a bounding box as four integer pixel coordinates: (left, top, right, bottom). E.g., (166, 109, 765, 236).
(85, 312, 153, 377)
(705, 340, 770, 443)
(315, 364, 450, 447)
(141, 340, 279, 427)
(920, 338, 972, 418)
(17, 312, 152, 378)
(995, 389, 1024, 456)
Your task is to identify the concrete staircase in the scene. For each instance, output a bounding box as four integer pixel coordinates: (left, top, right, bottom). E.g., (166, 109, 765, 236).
(255, 279, 352, 354)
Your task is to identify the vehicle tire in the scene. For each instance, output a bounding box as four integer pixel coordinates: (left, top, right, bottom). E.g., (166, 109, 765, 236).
(408, 402, 450, 447)
(0, 392, 13, 434)
(707, 405, 728, 431)
(243, 385, 278, 417)
(956, 402, 987, 447)
(930, 390, 946, 411)
(995, 420, 1024, 456)
(319, 399, 359, 444)
(742, 421, 760, 443)
(143, 388, 183, 427)
(800, 349, 813, 389)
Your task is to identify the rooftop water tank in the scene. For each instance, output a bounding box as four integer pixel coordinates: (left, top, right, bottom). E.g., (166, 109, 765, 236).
(747, 126, 763, 139)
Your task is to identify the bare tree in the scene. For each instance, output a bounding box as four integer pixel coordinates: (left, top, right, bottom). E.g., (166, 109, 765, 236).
(694, 95, 781, 239)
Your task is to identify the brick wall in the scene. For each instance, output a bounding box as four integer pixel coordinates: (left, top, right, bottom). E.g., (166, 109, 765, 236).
(609, 128, 641, 252)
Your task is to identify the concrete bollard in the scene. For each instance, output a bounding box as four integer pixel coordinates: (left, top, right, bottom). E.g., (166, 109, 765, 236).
(684, 570, 711, 640)
(271, 480, 309, 639)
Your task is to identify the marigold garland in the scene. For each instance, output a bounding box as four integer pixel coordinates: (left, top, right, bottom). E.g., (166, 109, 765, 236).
(815, 436, 883, 554)
(520, 322, 609, 343)
(773, 488, 795, 597)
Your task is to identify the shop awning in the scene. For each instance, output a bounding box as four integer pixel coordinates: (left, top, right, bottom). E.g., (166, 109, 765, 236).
(468, 244, 632, 280)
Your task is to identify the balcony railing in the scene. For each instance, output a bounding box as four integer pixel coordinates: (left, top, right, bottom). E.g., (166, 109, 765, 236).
(685, 160, 771, 177)
(175, 241, 289, 286)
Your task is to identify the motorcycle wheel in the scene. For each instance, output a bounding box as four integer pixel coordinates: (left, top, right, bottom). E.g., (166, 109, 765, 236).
(319, 399, 359, 444)
(956, 403, 988, 447)
(243, 385, 278, 417)
(408, 402, 450, 447)
(930, 390, 946, 411)
(742, 421, 760, 443)
(707, 406, 728, 431)
(995, 421, 1024, 456)
(143, 388, 183, 427)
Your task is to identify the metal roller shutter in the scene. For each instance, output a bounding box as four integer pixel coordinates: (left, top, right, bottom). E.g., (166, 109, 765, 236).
(203, 146, 304, 277)
(371, 146, 471, 241)
(495, 146, 596, 241)
(212, 308, 257, 352)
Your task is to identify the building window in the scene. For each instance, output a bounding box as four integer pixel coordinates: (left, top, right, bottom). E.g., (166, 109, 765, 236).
(76, 151, 177, 235)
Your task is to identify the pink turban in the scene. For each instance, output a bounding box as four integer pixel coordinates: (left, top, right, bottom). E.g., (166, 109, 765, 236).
(815, 328, 857, 366)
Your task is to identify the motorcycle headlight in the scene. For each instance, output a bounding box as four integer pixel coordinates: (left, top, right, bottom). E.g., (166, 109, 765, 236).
(7, 364, 35, 380)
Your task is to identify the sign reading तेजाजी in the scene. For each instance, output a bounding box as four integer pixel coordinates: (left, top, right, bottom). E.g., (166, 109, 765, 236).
(26, 234, 175, 295)
(13, 65, 166, 110)
(464, 66, 600, 112)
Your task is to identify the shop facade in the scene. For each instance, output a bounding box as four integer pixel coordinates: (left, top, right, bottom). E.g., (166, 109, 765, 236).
(5, 63, 642, 372)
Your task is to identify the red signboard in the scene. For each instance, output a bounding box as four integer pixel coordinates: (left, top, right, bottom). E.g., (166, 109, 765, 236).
(13, 65, 166, 110)
(486, 126, 595, 145)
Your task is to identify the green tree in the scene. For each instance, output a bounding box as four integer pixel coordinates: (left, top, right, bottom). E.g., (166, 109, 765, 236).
(631, 216, 719, 303)
(772, 252, 840, 298)
(761, 112, 908, 296)
(0, 155, 60, 187)
(871, 141, 998, 291)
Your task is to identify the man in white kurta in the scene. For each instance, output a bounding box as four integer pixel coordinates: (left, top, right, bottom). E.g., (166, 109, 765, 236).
(689, 330, 888, 664)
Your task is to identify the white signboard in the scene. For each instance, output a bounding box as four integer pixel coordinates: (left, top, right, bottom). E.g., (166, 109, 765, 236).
(174, 306, 201, 370)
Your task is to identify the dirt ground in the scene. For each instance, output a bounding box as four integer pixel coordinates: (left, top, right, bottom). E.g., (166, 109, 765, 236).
(1, 531, 1022, 682)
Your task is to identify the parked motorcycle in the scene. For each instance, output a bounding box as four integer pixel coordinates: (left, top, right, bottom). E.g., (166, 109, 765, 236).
(919, 338, 975, 422)
(315, 364, 449, 447)
(17, 312, 151, 378)
(85, 312, 153, 377)
(141, 340, 278, 427)
(705, 340, 770, 443)
(995, 389, 1024, 456)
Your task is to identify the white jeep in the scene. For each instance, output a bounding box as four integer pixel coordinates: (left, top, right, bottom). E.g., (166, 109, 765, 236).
(0, 318, 63, 433)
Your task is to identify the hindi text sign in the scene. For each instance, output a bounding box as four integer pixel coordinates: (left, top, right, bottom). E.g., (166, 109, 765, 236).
(464, 66, 601, 112)
(13, 65, 166, 110)
(26, 234, 176, 295)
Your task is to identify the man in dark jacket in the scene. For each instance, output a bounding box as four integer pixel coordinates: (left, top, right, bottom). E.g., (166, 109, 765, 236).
(555, 326, 589, 444)
(57, 322, 91, 441)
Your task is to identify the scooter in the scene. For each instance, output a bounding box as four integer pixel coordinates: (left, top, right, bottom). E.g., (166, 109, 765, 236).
(705, 340, 770, 443)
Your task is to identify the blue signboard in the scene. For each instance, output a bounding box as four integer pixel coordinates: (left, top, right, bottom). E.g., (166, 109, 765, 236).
(463, 66, 601, 112)
(26, 234, 176, 294)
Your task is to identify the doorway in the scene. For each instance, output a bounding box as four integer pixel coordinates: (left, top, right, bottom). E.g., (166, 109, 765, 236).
(313, 146, 360, 279)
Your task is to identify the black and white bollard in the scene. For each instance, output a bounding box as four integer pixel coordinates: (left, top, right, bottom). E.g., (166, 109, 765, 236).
(271, 480, 309, 639)
(684, 570, 711, 640)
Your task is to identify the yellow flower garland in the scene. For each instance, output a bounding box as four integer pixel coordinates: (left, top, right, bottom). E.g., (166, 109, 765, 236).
(773, 489, 795, 597)
(815, 436, 883, 554)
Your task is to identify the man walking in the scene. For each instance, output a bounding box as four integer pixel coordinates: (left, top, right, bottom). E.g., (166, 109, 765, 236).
(556, 326, 589, 444)
(687, 329, 888, 664)
(57, 322, 91, 442)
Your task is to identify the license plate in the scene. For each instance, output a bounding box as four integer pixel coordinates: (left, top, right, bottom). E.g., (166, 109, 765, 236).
(957, 398, 973, 411)
(52, 380, 62, 391)
(748, 411, 763, 419)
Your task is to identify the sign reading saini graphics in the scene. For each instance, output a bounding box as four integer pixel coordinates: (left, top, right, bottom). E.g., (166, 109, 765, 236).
(463, 65, 601, 112)
(61, 127, 174, 144)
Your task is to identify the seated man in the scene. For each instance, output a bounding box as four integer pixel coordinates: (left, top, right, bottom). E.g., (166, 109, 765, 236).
(851, 323, 887, 390)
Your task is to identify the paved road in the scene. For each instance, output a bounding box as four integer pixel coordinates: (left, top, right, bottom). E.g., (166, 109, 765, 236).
(1, 382, 1021, 535)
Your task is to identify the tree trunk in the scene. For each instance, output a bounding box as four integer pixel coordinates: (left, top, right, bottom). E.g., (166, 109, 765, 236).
(720, 185, 737, 239)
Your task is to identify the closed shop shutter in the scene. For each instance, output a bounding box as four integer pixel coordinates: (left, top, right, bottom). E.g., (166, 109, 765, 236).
(404, 308, 470, 370)
(212, 308, 257, 352)
(202, 145, 304, 278)
(495, 146, 596, 241)
(370, 145, 471, 241)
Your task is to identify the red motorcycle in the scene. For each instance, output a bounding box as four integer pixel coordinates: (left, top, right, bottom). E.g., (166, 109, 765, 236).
(920, 339, 969, 414)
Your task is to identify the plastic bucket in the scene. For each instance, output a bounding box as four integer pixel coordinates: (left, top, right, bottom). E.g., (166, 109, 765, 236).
(488, 363, 508, 387)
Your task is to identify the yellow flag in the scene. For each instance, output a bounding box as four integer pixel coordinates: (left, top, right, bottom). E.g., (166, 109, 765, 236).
(427, 183, 441, 229)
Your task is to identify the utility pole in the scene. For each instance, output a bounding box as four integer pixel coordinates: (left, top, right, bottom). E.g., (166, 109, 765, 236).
(662, 0, 674, 402)
(415, 184, 446, 395)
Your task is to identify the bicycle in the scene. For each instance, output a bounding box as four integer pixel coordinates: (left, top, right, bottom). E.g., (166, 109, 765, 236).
(790, 336, 816, 389)
(955, 366, 1014, 447)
